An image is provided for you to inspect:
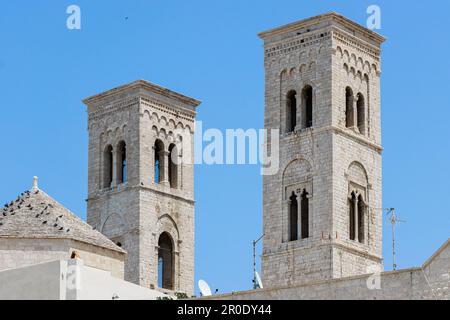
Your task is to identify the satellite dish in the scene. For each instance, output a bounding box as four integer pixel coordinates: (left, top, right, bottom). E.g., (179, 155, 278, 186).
(198, 280, 212, 297)
(255, 272, 263, 289)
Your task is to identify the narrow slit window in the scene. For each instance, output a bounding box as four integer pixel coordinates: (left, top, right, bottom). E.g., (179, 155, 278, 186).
(357, 93, 365, 134)
(116, 141, 127, 184)
(103, 145, 113, 188)
(168, 144, 178, 189)
(346, 87, 354, 128)
(349, 192, 356, 241)
(302, 86, 313, 128)
(289, 192, 298, 242)
(154, 140, 164, 184)
(358, 195, 365, 243)
(158, 232, 174, 290)
(301, 190, 309, 239)
(286, 91, 297, 133)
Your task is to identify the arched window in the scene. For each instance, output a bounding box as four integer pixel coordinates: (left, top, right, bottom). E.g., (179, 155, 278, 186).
(349, 192, 365, 243)
(357, 195, 365, 243)
(168, 144, 178, 189)
(154, 140, 164, 184)
(158, 232, 174, 290)
(103, 145, 113, 188)
(158, 256, 164, 289)
(357, 93, 365, 134)
(345, 87, 354, 128)
(349, 192, 356, 241)
(301, 190, 309, 239)
(302, 86, 313, 128)
(289, 192, 298, 242)
(286, 90, 297, 133)
(116, 141, 127, 184)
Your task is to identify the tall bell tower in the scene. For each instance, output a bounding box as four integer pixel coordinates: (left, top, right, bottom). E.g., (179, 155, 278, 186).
(84, 80, 200, 295)
(259, 13, 385, 288)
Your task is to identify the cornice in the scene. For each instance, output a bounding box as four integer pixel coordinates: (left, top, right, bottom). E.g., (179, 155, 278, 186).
(87, 184, 195, 205)
(259, 12, 385, 45)
(280, 125, 383, 154)
(87, 93, 197, 124)
(332, 28, 381, 61)
(88, 96, 139, 122)
(262, 240, 382, 262)
(83, 79, 201, 108)
(140, 96, 196, 123)
(264, 31, 331, 59)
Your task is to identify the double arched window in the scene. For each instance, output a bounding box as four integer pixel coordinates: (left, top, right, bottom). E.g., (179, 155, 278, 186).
(288, 189, 310, 242)
(285, 85, 313, 133)
(349, 192, 365, 243)
(102, 141, 127, 189)
(345, 88, 366, 135)
(154, 140, 180, 189)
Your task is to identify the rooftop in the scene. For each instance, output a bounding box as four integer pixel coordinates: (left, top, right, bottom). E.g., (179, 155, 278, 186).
(0, 177, 125, 254)
(82, 79, 201, 108)
(258, 12, 385, 45)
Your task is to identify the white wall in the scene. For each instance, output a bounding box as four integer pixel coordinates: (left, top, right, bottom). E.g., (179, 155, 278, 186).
(0, 238, 69, 272)
(0, 238, 125, 280)
(74, 260, 167, 300)
(0, 259, 168, 300)
(0, 260, 63, 300)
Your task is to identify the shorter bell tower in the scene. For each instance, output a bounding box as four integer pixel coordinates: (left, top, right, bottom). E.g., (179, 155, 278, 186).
(84, 80, 200, 295)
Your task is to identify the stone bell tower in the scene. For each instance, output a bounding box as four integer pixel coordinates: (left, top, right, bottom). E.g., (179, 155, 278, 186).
(259, 13, 385, 288)
(84, 80, 200, 295)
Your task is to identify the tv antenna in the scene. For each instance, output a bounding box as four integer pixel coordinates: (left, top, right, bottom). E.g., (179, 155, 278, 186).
(252, 234, 264, 289)
(386, 208, 406, 271)
(198, 280, 212, 297)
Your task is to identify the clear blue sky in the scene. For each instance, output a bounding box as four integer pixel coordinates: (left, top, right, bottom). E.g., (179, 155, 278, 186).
(1, 1, 449, 294)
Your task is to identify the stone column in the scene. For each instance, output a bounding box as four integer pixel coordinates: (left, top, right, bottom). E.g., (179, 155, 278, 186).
(285, 199, 292, 243)
(307, 192, 313, 239)
(177, 151, 183, 190)
(111, 147, 117, 187)
(295, 98, 302, 132)
(297, 193, 302, 240)
(354, 195, 359, 242)
(175, 243, 181, 293)
(352, 99, 358, 131)
(160, 150, 170, 186)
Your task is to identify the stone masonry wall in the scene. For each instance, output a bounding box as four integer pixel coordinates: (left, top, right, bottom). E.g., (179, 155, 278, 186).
(261, 14, 384, 288)
(202, 239, 450, 300)
(261, 23, 335, 287)
(138, 92, 196, 294)
(0, 238, 69, 272)
(85, 82, 197, 295)
(204, 268, 448, 300)
(0, 238, 125, 279)
(331, 26, 383, 277)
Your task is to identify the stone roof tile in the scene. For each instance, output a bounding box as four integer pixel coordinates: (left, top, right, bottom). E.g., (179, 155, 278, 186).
(0, 188, 125, 254)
